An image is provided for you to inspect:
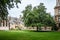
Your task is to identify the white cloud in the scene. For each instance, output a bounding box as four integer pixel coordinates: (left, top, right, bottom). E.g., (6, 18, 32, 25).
(8, 0, 56, 18)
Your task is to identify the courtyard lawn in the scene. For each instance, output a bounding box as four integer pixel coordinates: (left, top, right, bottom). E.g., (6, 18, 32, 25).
(0, 30, 60, 40)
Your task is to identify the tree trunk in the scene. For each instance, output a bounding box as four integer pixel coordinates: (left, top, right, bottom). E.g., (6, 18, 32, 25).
(9, 22, 10, 30)
(3, 20, 5, 26)
(6, 20, 7, 26)
(0, 20, 1, 26)
(37, 26, 39, 31)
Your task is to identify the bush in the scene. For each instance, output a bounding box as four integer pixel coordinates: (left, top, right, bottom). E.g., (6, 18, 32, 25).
(52, 26, 58, 31)
(10, 28, 15, 30)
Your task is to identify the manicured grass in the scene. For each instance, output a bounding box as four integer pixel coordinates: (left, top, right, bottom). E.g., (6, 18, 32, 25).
(0, 30, 60, 40)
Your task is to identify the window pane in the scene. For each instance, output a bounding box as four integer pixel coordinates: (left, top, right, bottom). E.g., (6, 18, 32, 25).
(58, 10, 60, 14)
(58, 17, 60, 21)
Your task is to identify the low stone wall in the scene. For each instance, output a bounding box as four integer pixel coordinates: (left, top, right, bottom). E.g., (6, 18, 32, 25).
(41, 27, 52, 31)
(26, 27, 37, 30)
(26, 27, 52, 31)
(0, 27, 9, 30)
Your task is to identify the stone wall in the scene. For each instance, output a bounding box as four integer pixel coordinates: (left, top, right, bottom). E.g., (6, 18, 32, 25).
(0, 27, 9, 30)
(25, 27, 52, 31)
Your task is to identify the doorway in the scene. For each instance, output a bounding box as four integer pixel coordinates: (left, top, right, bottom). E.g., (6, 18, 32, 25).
(59, 23, 60, 27)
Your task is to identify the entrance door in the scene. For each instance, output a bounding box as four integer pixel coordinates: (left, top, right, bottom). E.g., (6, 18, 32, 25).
(59, 23, 60, 27)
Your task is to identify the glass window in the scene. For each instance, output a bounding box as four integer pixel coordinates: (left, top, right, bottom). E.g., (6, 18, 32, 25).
(58, 17, 60, 22)
(58, 10, 60, 14)
(57, 0, 60, 6)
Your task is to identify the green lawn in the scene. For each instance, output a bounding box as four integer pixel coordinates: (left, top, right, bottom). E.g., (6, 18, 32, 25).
(0, 30, 60, 40)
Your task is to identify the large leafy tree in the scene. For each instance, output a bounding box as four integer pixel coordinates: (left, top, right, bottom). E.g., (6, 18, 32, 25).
(22, 3, 55, 31)
(0, 0, 21, 26)
(22, 4, 32, 26)
(0, 0, 21, 19)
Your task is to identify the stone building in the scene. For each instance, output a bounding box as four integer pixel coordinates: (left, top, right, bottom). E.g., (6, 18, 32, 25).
(0, 16, 25, 30)
(54, 0, 60, 29)
(8, 16, 25, 30)
(0, 19, 10, 30)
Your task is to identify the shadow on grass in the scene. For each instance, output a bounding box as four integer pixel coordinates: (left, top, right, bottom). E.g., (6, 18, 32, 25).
(0, 30, 55, 33)
(34, 31, 53, 32)
(24, 30, 53, 32)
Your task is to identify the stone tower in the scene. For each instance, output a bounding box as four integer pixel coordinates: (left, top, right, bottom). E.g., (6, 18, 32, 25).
(54, 0, 60, 28)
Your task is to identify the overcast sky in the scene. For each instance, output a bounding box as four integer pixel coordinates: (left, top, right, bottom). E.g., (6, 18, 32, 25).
(8, 0, 56, 18)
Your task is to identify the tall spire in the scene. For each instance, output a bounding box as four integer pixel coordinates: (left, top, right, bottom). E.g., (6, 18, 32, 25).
(56, 0, 60, 6)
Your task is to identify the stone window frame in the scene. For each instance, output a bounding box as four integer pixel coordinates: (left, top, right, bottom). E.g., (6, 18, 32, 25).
(58, 9, 60, 14)
(58, 16, 60, 22)
(57, 0, 60, 6)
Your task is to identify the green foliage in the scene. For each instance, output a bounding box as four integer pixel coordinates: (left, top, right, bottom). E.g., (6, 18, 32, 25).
(22, 3, 55, 31)
(0, 0, 21, 20)
(22, 4, 32, 26)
